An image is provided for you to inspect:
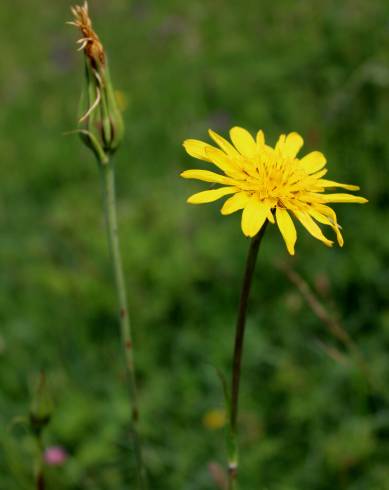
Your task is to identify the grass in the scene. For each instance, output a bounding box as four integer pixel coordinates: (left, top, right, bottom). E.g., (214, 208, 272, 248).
(1, 0, 389, 489)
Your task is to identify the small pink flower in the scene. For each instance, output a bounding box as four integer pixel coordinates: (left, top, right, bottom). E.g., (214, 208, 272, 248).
(44, 446, 68, 466)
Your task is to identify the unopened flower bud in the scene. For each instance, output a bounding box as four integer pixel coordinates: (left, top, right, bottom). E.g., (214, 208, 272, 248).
(29, 372, 53, 436)
(69, 2, 124, 162)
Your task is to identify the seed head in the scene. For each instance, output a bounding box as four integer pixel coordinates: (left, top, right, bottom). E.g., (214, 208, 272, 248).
(68, 2, 124, 161)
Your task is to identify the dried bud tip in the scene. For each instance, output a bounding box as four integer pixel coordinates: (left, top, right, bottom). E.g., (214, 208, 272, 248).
(70, 2, 124, 160)
(69, 1, 105, 67)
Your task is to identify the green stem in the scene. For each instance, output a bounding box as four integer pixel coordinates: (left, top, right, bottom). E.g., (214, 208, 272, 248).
(34, 434, 45, 490)
(228, 223, 268, 488)
(101, 161, 147, 489)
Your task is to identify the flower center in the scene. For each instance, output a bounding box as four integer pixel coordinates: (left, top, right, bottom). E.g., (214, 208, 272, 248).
(234, 149, 311, 207)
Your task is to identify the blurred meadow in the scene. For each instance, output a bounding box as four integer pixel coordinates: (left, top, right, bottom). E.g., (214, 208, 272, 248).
(1, 0, 389, 488)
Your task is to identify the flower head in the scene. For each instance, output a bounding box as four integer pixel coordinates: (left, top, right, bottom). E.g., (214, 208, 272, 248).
(181, 128, 367, 255)
(69, 2, 124, 160)
(44, 446, 68, 466)
(203, 409, 226, 430)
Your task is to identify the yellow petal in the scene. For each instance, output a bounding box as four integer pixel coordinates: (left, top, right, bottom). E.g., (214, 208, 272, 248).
(221, 192, 250, 215)
(183, 139, 215, 162)
(317, 179, 360, 191)
(300, 151, 327, 174)
(204, 147, 245, 178)
(314, 202, 342, 225)
(313, 203, 339, 220)
(208, 129, 239, 157)
(187, 187, 237, 204)
(311, 169, 328, 180)
(316, 204, 344, 247)
(319, 193, 368, 204)
(267, 210, 275, 224)
(241, 198, 269, 237)
(334, 225, 345, 247)
(309, 207, 344, 247)
(180, 169, 234, 185)
(276, 208, 297, 255)
(282, 132, 304, 158)
(275, 134, 286, 152)
(308, 208, 331, 226)
(256, 130, 265, 147)
(229, 127, 257, 157)
(294, 210, 333, 247)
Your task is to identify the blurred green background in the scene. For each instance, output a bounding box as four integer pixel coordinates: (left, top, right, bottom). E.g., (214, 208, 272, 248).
(1, 0, 389, 488)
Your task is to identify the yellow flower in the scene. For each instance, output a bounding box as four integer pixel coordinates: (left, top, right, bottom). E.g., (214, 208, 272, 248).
(202, 409, 226, 430)
(181, 128, 367, 255)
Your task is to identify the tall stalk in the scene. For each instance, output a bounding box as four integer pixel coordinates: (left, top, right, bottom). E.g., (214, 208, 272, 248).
(101, 160, 147, 489)
(69, 3, 147, 487)
(228, 222, 268, 489)
(34, 435, 45, 490)
(29, 371, 52, 490)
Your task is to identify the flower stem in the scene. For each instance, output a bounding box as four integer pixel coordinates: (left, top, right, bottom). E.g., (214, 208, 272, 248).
(100, 161, 147, 489)
(34, 433, 45, 490)
(228, 222, 268, 488)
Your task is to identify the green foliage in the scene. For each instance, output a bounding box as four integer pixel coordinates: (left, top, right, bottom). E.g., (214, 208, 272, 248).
(1, 0, 389, 488)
